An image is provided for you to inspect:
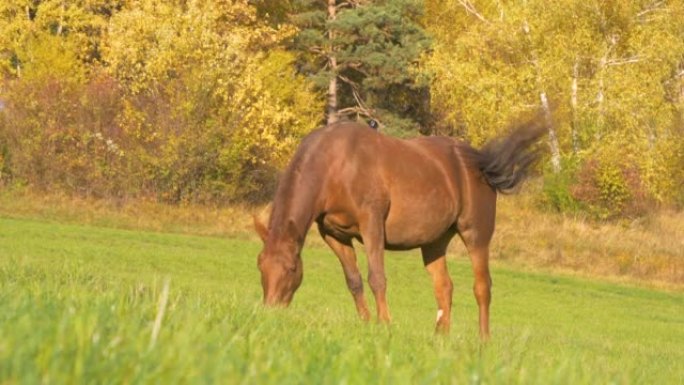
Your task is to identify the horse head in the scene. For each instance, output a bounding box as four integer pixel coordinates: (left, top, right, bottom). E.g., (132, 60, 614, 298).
(254, 214, 303, 306)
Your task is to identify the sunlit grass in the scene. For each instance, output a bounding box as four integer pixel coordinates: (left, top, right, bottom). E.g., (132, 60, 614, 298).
(1, 217, 682, 384)
(1, 186, 682, 288)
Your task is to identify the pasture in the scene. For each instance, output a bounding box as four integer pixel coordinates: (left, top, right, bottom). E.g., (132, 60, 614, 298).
(1, 216, 682, 384)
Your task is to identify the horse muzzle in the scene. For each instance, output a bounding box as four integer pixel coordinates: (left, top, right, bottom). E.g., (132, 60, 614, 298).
(263, 291, 293, 307)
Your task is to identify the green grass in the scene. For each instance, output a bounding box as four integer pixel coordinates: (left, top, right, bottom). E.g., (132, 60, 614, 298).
(1, 217, 682, 384)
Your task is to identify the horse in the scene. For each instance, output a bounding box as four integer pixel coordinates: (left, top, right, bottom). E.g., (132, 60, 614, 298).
(253, 116, 546, 339)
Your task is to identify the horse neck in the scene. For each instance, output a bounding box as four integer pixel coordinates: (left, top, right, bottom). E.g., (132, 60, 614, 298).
(266, 170, 319, 254)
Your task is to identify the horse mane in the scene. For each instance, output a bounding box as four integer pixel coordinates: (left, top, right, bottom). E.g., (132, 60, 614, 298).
(267, 129, 324, 239)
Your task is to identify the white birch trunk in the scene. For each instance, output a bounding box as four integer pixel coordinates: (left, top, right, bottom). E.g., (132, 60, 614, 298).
(522, 16, 561, 172)
(57, 2, 65, 36)
(571, 59, 579, 154)
(595, 47, 611, 136)
(326, 0, 338, 125)
(541, 92, 561, 173)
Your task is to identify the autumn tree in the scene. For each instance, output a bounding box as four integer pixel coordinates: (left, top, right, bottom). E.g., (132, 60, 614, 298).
(424, 0, 684, 216)
(0, 0, 118, 79)
(1, 0, 683, 213)
(0, 0, 123, 195)
(0, 0, 322, 203)
(103, 0, 323, 202)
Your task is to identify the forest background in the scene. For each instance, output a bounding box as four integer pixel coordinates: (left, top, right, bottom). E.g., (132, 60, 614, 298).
(1, 0, 683, 220)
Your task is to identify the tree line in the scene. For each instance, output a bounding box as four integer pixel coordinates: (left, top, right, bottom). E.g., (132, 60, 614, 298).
(0, 0, 682, 218)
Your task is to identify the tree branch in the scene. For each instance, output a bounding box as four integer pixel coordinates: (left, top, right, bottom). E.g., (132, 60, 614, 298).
(338, 61, 370, 77)
(606, 57, 641, 66)
(307, 46, 326, 55)
(351, 87, 370, 112)
(337, 106, 373, 116)
(636, 1, 665, 19)
(458, 0, 490, 24)
(337, 74, 358, 86)
(335, 1, 356, 11)
(337, 74, 372, 113)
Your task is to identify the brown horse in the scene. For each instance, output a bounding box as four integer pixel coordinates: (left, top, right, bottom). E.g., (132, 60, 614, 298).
(254, 116, 546, 339)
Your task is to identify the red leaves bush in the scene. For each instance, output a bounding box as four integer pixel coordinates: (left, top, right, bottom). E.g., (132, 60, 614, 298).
(570, 157, 653, 219)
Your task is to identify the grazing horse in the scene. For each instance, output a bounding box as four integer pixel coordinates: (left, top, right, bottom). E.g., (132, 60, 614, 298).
(254, 116, 546, 339)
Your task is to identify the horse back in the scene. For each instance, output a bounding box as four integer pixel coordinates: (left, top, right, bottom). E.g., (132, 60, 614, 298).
(303, 123, 493, 248)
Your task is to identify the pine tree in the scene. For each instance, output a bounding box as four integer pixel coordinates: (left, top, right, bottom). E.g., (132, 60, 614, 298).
(291, 0, 431, 134)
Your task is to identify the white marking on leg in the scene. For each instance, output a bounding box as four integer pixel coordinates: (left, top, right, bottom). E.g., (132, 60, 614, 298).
(436, 309, 444, 322)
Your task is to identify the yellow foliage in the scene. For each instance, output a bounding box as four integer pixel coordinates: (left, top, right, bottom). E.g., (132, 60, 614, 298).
(0, 0, 322, 203)
(425, 0, 684, 213)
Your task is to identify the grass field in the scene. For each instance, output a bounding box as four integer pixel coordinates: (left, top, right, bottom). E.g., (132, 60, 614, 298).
(1, 188, 682, 288)
(1, 216, 682, 384)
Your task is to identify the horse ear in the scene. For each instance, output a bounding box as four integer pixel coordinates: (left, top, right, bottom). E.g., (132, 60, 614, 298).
(253, 203, 273, 242)
(252, 215, 268, 242)
(253, 215, 269, 243)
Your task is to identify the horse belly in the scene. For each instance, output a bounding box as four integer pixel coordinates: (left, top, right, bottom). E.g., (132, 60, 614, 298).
(384, 200, 455, 249)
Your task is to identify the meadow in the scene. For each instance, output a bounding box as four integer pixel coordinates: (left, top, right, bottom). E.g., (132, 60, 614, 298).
(2, 2, 684, 383)
(1, 211, 683, 384)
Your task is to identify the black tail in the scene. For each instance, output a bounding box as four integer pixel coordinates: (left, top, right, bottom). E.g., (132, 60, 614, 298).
(472, 113, 548, 193)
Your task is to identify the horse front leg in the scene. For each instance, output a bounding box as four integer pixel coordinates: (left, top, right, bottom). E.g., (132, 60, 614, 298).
(318, 227, 371, 321)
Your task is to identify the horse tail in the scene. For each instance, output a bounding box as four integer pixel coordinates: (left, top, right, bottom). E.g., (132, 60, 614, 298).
(471, 113, 548, 193)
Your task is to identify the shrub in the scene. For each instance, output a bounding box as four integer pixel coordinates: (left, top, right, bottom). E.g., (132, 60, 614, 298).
(542, 157, 581, 213)
(0, 74, 129, 197)
(0, 51, 322, 204)
(570, 156, 652, 220)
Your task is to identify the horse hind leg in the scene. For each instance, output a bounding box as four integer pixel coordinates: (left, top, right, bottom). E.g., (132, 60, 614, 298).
(421, 240, 454, 334)
(469, 245, 491, 340)
(459, 227, 492, 340)
(318, 228, 371, 321)
(456, 187, 495, 340)
(359, 211, 391, 324)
